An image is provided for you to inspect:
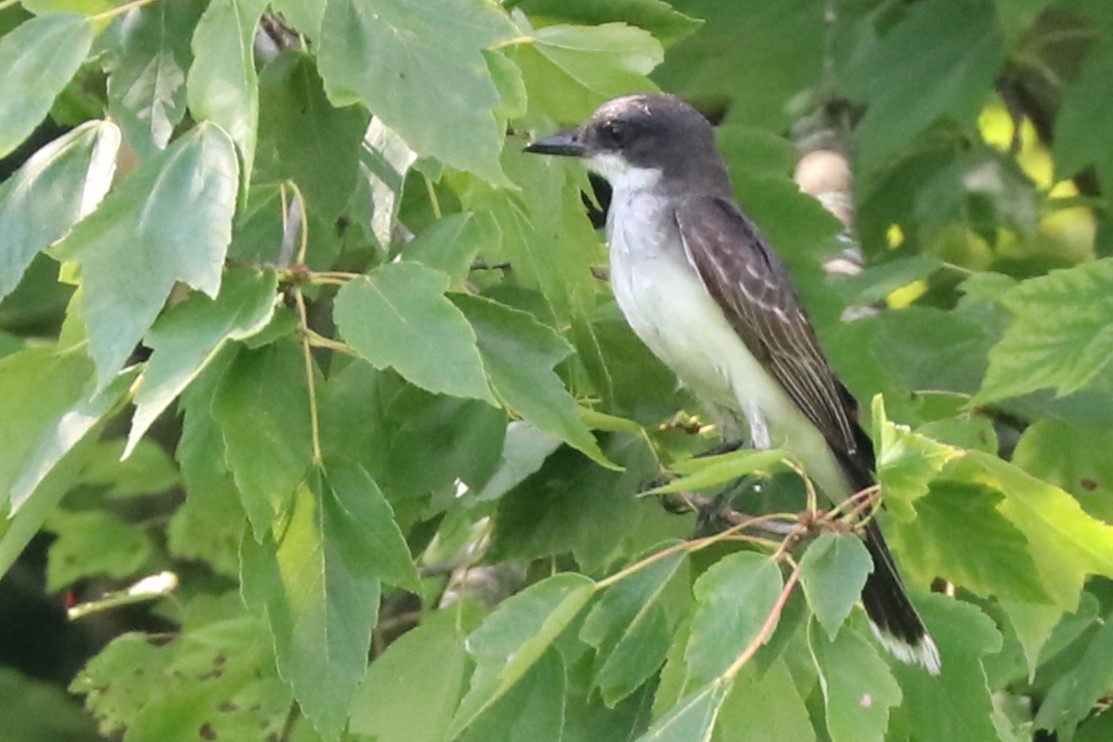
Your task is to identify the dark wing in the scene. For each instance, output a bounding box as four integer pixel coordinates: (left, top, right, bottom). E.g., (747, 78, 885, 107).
(673, 196, 873, 472)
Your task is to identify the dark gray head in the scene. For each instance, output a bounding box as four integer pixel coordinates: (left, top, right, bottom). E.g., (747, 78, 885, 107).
(525, 93, 731, 197)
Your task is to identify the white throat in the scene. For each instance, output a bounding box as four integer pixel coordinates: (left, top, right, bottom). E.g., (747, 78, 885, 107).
(586, 153, 663, 196)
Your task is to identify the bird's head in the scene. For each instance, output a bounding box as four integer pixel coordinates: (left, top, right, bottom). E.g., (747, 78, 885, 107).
(525, 93, 730, 196)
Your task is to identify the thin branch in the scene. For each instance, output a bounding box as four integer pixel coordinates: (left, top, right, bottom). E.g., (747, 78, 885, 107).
(91, 0, 159, 21)
(304, 329, 359, 358)
(723, 564, 802, 680)
(594, 511, 800, 591)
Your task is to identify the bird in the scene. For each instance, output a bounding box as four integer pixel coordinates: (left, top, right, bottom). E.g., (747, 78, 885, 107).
(524, 92, 940, 674)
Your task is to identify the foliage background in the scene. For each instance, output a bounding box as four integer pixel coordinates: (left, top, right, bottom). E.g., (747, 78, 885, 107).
(1, 0, 1112, 739)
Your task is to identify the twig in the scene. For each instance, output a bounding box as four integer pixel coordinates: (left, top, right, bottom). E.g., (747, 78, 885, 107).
(91, 0, 159, 21)
(723, 564, 802, 679)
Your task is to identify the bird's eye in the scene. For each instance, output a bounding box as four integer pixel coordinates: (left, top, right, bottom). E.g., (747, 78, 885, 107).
(598, 120, 626, 147)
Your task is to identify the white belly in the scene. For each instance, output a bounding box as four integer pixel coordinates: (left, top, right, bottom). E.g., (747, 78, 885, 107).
(606, 188, 849, 498)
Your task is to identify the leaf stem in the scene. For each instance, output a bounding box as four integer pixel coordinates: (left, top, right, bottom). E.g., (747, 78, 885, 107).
(304, 328, 359, 357)
(488, 34, 534, 51)
(722, 564, 801, 680)
(294, 290, 323, 465)
(594, 512, 798, 591)
(91, 0, 159, 21)
(424, 174, 442, 220)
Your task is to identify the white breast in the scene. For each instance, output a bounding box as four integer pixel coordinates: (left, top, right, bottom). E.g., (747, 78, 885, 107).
(603, 168, 848, 497)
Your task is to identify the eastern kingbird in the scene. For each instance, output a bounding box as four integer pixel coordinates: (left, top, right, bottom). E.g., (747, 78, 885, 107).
(526, 93, 940, 674)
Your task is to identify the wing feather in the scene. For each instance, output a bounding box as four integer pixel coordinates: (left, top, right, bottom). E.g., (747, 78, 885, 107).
(673, 196, 866, 464)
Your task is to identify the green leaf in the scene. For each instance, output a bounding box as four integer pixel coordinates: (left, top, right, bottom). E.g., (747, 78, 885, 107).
(459, 649, 567, 742)
(886, 479, 1053, 604)
(582, 547, 688, 704)
(449, 573, 595, 737)
(453, 292, 612, 467)
(107, 0, 204, 159)
(685, 552, 783, 683)
(873, 396, 961, 519)
(517, 0, 701, 47)
(1012, 420, 1113, 523)
(809, 623, 901, 742)
(70, 633, 170, 737)
(977, 259, 1113, 403)
(0, 429, 96, 582)
(171, 350, 244, 578)
(653, 0, 823, 132)
(272, 0, 324, 41)
(970, 451, 1113, 605)
(998, 597, 1076, 682)
(512, 22, 663, 122)
(0, 120, 119, 302)
(799, 533, 873, 641)
(1054, 39, 1113, 209)
(637, 679, 731, 742)
(466, 152, 612, 402)
(489, 438, 668, 573)
(841, 0, 1005, 171)
(167, 466, 243, 578)
(403, 211, 495, 288)
(127, 269, 277, 457)
(240, 476, 381, 741)
(836, 255, 944, 307)
(0, 666, 97, 740)
(889, 595, 1002, 742)
(72, 607, 293, 740)
(186, 0, 267, 187)
(46, 510, 154, 590)
(212, 342, 313, 538)
(376, 387, 507, 499)
(712, 659, 815, 742)
(349, 607, 475, 742)
(473, 421, 562, 502)
(318, 0, 517, 184)
(319, 457, 420, 592)
(256, 52, 370, 221)
(82, 438, 180, 498)
(53, 123, 238, 388)
(334, 263, 493, 402)
(0, 327, 132, 517)
(0, 13, 94, 159)
(648, 448, 794, 494)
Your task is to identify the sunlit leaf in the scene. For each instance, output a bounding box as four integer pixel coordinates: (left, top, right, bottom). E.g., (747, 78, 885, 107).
(0, 121, 119, 302)
(186, 0, 267, 187)
(978, 259, 1113, 403)
(53, 124, 238, 388)
(108, 0, 204, 159)
(0, 13, 93, 159)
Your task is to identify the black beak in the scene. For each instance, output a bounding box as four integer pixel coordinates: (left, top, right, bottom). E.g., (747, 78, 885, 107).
(523, 130, 587, 157)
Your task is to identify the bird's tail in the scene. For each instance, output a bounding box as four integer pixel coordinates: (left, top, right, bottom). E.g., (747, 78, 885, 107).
(860, 518, 941, 674)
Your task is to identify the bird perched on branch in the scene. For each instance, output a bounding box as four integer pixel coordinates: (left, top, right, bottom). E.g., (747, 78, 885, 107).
(525, 93, 940, 674)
